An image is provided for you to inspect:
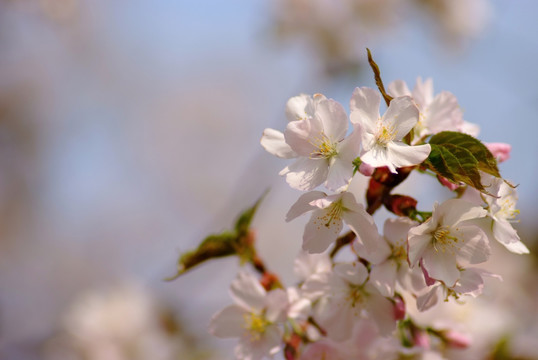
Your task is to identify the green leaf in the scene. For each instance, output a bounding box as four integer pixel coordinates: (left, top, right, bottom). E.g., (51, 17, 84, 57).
(425, 143, 485, 192)
(429, 131, 500, 177)
(165, 190, 269, 281)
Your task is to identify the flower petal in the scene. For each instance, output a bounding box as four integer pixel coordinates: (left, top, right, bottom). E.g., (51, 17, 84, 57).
(422, 246, 459, 286)
(455, 226, 490, 265)
(286, 191, 327, 222)
(361, 144, 396, 173)
(209, 305, 249, 338)
(439, 199, 487, 227)
(350, 87, 381, 134)
(303, 208, 343, 253)
(407, 231, 431, 267)
(284, 117, 322, 156)
(385, 142, 431, 169)
(333, 262, 368, 286)
(381, 96, 419, 141)
(369, 261, 397, 297)
(315, 98, 348, 141)
(412, 77, 434, 109)
(341, 193, 380, 254)
(260, 128, 297, 159)
(492, 218, 520, 245)
(280, 157, 328, 191)
(230, 272, 267, 312)
(423, 91, 463, 133)
(285, 94, 315, 122)
(387, 79, 411, 98)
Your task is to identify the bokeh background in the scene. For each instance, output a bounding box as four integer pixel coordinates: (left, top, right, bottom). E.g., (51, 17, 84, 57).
(1, 0, 537, 359)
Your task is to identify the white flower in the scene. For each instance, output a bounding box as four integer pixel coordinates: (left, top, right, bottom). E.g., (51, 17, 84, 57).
(302, 262, 397, 341)
(367, 217, 419, 297)
(286, 191, 379, 254)
(407, 199, 490, 287)
(261, 94, 361, 191)
(349, 87, 431, 173)
(482, 174, 529, 254)
(209, 272, 288, 360)
(416, 267, 502, 312)
(388, 77, 479, 140)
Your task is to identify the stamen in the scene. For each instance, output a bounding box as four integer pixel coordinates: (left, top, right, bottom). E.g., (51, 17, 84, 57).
(376, 122, 397, 146)
(432, 226, 461, 254)
(309, 132, 338, 159)
(243, 312, 269, 342)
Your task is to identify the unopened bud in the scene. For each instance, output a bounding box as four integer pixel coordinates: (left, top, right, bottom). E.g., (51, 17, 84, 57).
(443, 330, 471, 349)
(437, 175, 459, 191)
(393, 294, 406, 320)
(485, 142, 511, 163)
(384, 194, 417, 217)
(359, 162, 375, 176)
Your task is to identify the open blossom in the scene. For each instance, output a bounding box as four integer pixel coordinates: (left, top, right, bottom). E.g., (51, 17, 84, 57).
(261, 93, 361, 191)
(349, 87, 431, 173)
(302, 262, 397, 341)
(286, 190, 379, 254)
(365, 217, 421, 297)
(408, 199, 490, 287)
(416, 267, 502, 311)
(482, 174, 529, 254)
(209, 272, 288, 360)
(387, 77, 479, 139)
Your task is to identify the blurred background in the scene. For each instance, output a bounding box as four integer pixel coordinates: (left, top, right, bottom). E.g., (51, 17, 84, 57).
(0, 0, 537, 359)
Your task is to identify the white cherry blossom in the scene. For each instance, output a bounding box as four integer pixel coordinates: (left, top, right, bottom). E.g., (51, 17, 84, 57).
(209, 272, 288, 360)
(286, 191, 379, 254)
(261, 94, 361, 191)
(302, 262, 397, 341)
(407, 199, 490, 287)
(349, 87, 431, 173)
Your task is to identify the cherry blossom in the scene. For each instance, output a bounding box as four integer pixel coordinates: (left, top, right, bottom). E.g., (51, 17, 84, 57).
(349, 87, 431, 173)
(209, 272, 288, 360)
(261, 94, 361, 191)
(407, 199, 490, 287)
(302, 262, 397, 341)
(286, 190, 379, 254)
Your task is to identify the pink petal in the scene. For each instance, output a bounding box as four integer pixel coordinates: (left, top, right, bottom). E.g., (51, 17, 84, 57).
(387, 79, 411, 98)
(315, 98, 348, 141)
(284, 117, 322, 156)
(412, 77, 434, 109)
(303, 208, 343, 253)
(285, 94, 315, 122)
(369, 261, 397, 297)
(230, 272, 267, 312)
(385, 142, 431, 169)
(422, 247, 459, 287)
(334, 262, 368, 286)
(209, 305, 249, 338)
(437, 199, 487, 227)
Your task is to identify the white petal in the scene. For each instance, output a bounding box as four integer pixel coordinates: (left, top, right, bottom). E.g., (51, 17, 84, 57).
(503, 239, 530, 254)
(387, 79, 411, 98)
(341, 192, 380, 254)
(384, 217, 417, 247)
(369, 261, 397, 297)
(293, 251, 332, 281)
(230, 272, 266, 312)
(385, 142, 431, 168)
(453, 268, 484, 297)
(423, 91, 463, 133)
(408, 226, 434, 266)
(412, 77, 434, 109)
(285, 94, 315, 122)
(209, 305, 248, 338)
(325, 126, 362, 191)
(439, 199, 487, 227)
(284, 117, 322, 156)
(349, 87, 381, 134)
(265, 289, 288, 323)
(416, 285, 440, 311)
(260, 128, 297, 159)
(361, 144, 396, 173)
(363, 285, 397, 335)
(315, 98, 348, 141)
(303, 208, 343, 253)
(455, 226, 490, 265)
(301, 272, 332, 300)
(381, 96, 419, 141)
(281, 157, 328, 191)
(286, 191, 327, 222)
(492, 218, 520, 245)
(317, 299, 357, 342)
(333, 262, 368, 286)
(422, 246, 459, 287)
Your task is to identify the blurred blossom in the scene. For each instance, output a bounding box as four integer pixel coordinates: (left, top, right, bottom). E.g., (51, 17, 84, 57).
(271, 0, 492, 76)
(42, 284, 211, 360)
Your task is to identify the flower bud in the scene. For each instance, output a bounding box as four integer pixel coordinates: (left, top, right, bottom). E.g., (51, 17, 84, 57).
(485, 142, 511, 163)
(437, 175, 459, 191)
(443, 330, 471, 349)
(393, 294, 406, 320)
(358, 162, 375, 176)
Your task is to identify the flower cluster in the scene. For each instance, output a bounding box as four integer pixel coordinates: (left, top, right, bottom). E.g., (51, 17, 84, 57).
(192, 71, 527, 359)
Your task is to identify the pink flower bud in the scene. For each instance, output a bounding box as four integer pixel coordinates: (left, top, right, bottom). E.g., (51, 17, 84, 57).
(444, 330, 471, 349)
(437, 175, 459, 191)
(393, 294, 406, 320)
(485, 142, 511, 163)
(413, 330, 430, 349)
(359, 162, 375, 177)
